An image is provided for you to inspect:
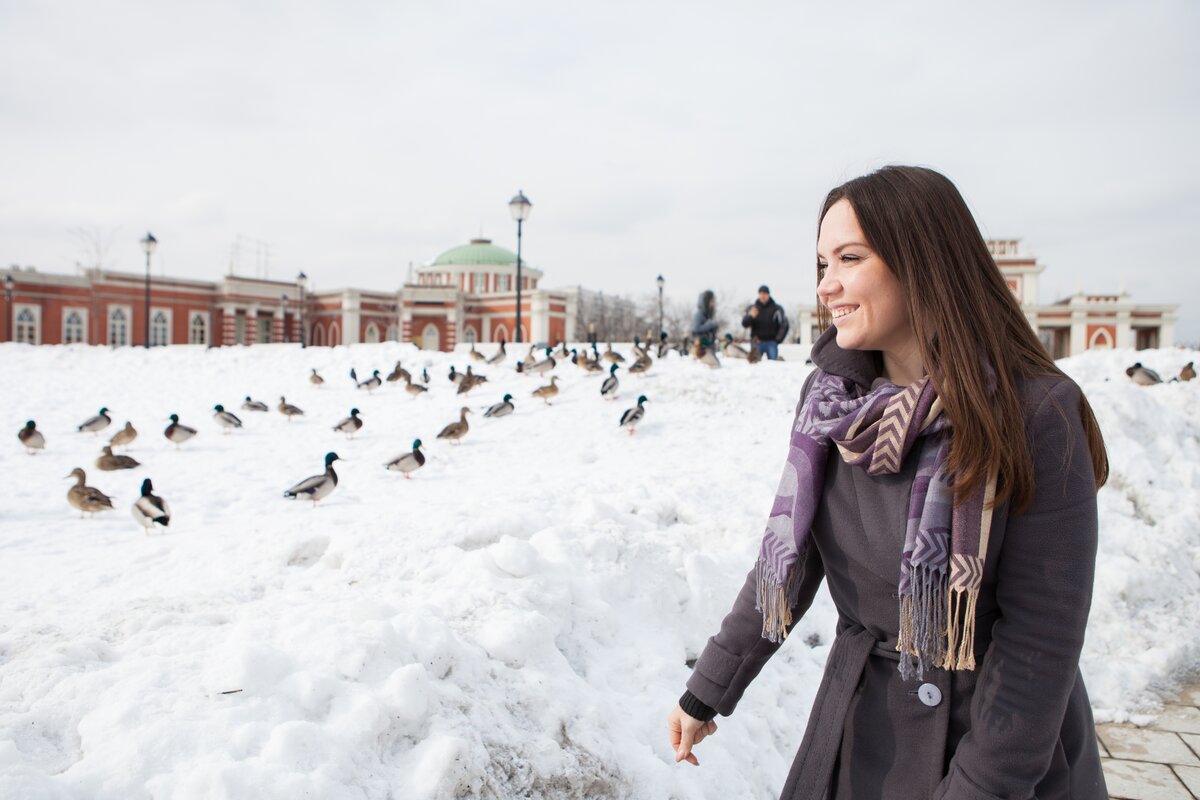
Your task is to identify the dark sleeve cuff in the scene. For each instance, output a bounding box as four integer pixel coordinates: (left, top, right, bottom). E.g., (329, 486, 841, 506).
(678, 690, 718, 722)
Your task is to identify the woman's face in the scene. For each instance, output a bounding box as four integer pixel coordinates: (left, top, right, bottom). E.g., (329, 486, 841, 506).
(816, 199, 916, 357)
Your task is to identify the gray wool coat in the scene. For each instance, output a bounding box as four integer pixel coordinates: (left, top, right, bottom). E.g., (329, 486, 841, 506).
(685, 330, 1107, 799)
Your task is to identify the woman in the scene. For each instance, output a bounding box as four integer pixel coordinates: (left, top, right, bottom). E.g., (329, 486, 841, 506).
(691, 290, 719, 341)
(667, 166, 1109, 799)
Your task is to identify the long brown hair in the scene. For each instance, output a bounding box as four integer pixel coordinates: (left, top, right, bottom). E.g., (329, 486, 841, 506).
(817, 166, 1108, 511)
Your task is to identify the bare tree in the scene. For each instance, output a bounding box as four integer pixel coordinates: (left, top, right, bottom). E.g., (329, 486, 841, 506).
(70, 226, 118, 273)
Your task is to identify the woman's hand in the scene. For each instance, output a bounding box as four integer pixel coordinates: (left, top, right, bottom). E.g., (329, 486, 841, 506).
(667, 704, 718, 766)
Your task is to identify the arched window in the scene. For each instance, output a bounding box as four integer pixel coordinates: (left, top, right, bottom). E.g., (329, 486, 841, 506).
(364, 323, 380, 343)
(1088, 328, 1114, 349)
(463, 325, 477, 344)
(189, 313, 208, 345)
(151, 311, 170, 347)
(63, 311, 85, 344)
(420, 323, 440, 351)
(108, 307, 128, 347)
(15, 308, 38, 344)
(386, 323, 399, 342)
(311, 324, 325, 347)
(492, 324, 508, 344)
(328, 322, 340, 347)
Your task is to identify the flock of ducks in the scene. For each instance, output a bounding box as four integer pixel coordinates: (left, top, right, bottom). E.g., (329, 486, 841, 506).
(15, 337, 694, 525)
(1125, 361, 1195, 386)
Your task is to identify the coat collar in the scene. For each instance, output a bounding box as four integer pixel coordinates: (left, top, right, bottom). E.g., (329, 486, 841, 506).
(810, 326, 885, 392)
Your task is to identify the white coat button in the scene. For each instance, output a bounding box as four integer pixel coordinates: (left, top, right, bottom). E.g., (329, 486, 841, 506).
(918, 683, 942, 707)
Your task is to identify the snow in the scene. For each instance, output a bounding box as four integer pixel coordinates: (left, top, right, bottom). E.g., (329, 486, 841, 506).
(0, 341, 1197, 799)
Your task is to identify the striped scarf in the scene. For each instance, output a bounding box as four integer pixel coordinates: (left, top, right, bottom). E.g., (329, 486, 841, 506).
(755, 369, 998, 680)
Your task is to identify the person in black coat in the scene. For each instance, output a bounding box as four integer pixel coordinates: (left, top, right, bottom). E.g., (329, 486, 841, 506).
(741, 285, 789, 360)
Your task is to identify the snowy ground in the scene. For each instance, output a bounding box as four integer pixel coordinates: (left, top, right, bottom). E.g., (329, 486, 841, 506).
(0, 341, 1197, 799)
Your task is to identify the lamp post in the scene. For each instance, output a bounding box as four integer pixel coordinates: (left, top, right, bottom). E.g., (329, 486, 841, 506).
(141, 232, 157, 348)
(656, 274, 665, 338)
(281, 293, 289, 343)
(4, 274, 13, 343)
(508, 190, 532, 344)
(297, 272, 308, 348)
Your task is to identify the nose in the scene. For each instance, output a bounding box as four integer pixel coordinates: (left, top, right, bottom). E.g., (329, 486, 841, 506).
(816, 266, 840, 304)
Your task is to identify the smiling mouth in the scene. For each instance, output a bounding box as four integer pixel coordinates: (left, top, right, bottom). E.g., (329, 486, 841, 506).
(831, 306, 859, 320)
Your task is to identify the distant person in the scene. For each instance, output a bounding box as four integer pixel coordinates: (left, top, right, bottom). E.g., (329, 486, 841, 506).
(741, 285, 789, 360)
(690, 290, 718, 341)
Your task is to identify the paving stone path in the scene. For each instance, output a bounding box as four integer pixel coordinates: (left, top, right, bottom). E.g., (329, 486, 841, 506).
(1100, 682, 1200, 799)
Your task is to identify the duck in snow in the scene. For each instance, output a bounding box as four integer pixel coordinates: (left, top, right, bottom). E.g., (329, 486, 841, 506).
(77, 407, 112, 434)
(486, 341, 507, 366)
(1180, 361, 1196, 382)
(66, 468, 114, 517)
(531, 376, 560, 404)
(721, 333, 750, 359)
(386, 360, 411, 383)
(283, 452, 341, 505)
(278, 396, 305, 421)
(164, 414, 198, 447)
(469, 343, 486, 362)
(213, 404, 244, 431)
(525, 348, 556, 375)
(619, 395, 649, 435)
(356, 369, 383, 392)
(602, 343, 626, 364)
(97, 445, 140, 471)
(601, 363, 620, 399)
(18, 420, 45, 454)
(747, 337, 763, 364)
(448, 365, 464, 385)
(333, 408, 364, 438)
(694, 337, 721, 369)
(457, 366, 487, 395)
(132, 478, 170, 532)
(404, 376, 428, 398)
(484, 394, 515, 418)
(109, 421, 138, 449)
(421, 367, 430, 384)
(436, 407, 473, 444)
(310, 368, 325, 386)
(242, 396, 269, 412)
(384, 439, 425, 478)
(1125, 362, 1162, 386)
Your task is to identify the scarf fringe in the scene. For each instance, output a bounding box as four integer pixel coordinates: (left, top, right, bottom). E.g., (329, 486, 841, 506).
(755, 553, 804, 643)
(898, 569, 980, 680)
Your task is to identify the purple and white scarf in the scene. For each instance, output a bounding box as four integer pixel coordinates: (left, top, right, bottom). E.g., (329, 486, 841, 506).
(755, 370, 998, 680)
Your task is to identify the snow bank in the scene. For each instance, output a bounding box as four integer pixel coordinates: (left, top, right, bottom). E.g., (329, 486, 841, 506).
(0, 341, 1196, 798)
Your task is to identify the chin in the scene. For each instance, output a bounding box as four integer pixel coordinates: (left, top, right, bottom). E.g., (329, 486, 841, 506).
(834, 327, 871, 352)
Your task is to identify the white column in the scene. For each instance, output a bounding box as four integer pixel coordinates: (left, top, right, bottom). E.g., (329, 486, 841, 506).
(1115, 310, 1133, 349)
(1069, 307, 1087, 356)
(1161, 313, 1176, 348)
(530, 291, 550, 344)
(342, 290, 361, 345)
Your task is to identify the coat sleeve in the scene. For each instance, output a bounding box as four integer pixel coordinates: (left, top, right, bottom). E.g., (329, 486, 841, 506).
(934, 379, 1099, 800)
(773, 308, 790, 343)
(685, 369, 825, 716)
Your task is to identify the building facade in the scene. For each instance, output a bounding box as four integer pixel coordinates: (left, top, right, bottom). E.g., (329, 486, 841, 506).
(1, 238, 574, 350)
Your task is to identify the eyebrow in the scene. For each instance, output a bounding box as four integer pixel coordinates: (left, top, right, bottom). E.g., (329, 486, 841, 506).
(816, 241, 870, 260)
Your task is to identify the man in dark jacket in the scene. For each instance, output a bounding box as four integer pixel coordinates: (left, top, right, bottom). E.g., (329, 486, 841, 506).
(741, 285, 789, 360)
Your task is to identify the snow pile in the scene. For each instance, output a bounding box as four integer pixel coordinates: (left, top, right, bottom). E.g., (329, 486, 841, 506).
(0, 341, 1196, 798)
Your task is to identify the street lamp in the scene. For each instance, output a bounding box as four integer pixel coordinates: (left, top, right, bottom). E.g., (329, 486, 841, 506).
(656, 275, 665, 338)
(141, 232, 157, 348)
(4, 274, 13, 343)
(508, 190, 532, 344)
(281, 293, 289, 343)
(297, 271, 308, 348)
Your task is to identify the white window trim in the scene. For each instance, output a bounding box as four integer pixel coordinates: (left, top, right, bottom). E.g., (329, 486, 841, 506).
(14, 304, 41, 345)
(364, 322, 380, 343)
(188, 311, 211, 345)
(62, 306, 89, 344)
(150, 306, 173, 347)
(107, 304, 133, 347)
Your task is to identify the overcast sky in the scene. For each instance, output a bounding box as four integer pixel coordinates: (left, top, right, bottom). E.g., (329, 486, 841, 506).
(2, 0, 1198, 341)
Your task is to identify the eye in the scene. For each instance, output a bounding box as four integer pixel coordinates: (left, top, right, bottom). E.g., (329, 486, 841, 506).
(840, 254, 861, 263)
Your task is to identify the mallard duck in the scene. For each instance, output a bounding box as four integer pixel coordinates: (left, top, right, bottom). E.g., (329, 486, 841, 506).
(310, 368, 325, 386)
(695, 337, 721, 369)
(583, 357, 605, 375)
(721, 333, 750, 359)
(18, 420, 45, 454)
(602, 343, 625, 364)
(557, 341, 571, 360)
(242, 396, 269, 412)
(457, 366, 488, 395)
(532, 376, 560, 404)
(469, 344, 486, 362)
(386, 360, 411, 383)
(109, 421, 137, 449)
(601, 363, 620, 399)
(657, 335, 671, 359)
(628, 358, 650, 375)
(405, 376, 428, 398)
(132, 478, 170, 531)
(164, 414, 198, 446)
(384, 439, 425, 478)
(77, 407, 112, 434)
(436, 407, 473, 444)
(97, 445, 140, 471)
(1125, 362, 1162, 386)
(486, 341, 507, 365)
(333, 408, 363, 437)
(421, 367, 430, 384)
(484, 394, 515, 418)
(356, 369, 382, 392)
(213, 404, 243, 431)
(448, 366, 464, 385)
(284, 452, 341, 505)
(1180, 361, 1196, 382)
(526, 349, 556, 375)
(66, 467, 114, 517)
(619, 395, 649, 435)
(278, 396, 305, 421)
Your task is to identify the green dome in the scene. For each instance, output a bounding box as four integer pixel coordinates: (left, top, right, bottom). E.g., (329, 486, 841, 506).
(432, 238, 517, 266)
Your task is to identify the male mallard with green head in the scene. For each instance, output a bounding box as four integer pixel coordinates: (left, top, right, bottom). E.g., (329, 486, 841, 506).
(18, 420, 45, 454)
(242, 396, 269, 412)
(213, 404, 243, 432)
(601, 363, 620, 399)
(385, 439, 425, 478)
(77, 407, 112, 434)
(132, 478, 170, 532)
(333, 408, 364, 438)
(284, 452, 341, 505)
(484, 394, 515, 418)
(620, 395, 649, 435)
(164, 414, 198, 447)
